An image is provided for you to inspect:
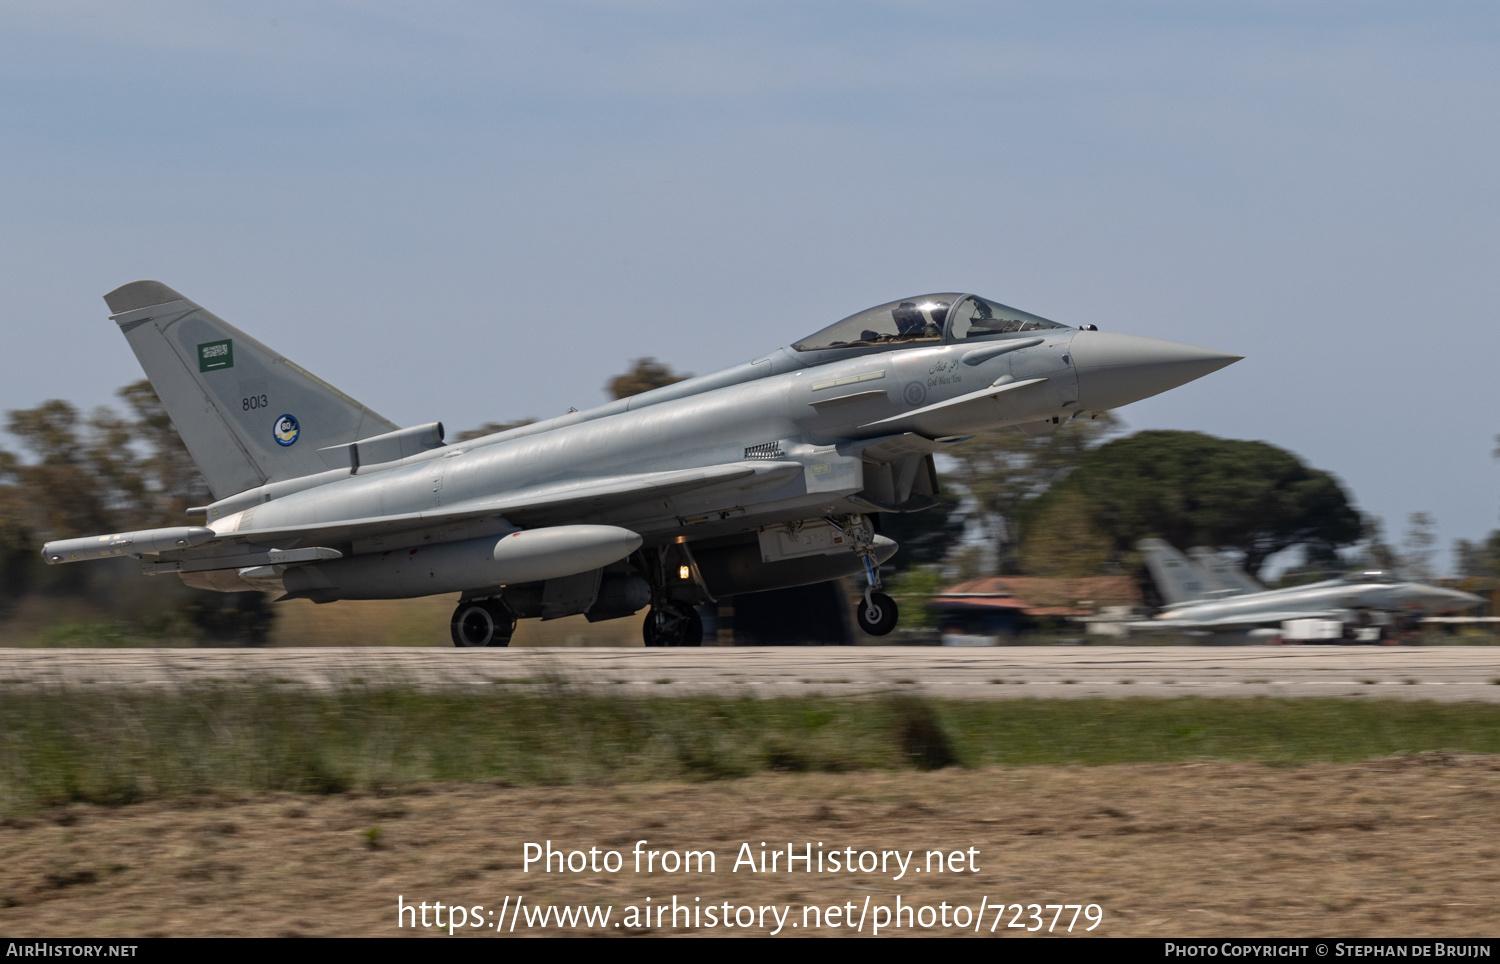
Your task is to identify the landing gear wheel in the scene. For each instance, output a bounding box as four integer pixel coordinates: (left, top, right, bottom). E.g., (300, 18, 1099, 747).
(856, 591, 899, 636)
(643, 600, 703, 647)
(450, 599, 515, 647)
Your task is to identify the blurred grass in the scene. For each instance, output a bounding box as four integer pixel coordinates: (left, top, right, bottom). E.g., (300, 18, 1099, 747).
(2, 689, 1500, 814)
(0, 598, 648, 648)
(28, 620, 172, 648)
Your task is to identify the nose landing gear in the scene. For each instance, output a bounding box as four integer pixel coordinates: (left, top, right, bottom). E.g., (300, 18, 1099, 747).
(827, 514, 899, 637)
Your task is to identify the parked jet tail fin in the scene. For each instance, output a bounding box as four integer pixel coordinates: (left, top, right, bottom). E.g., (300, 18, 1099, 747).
(104, 281, 399, 500)
(1187, 547, 1264, 594)
(1137, 538, 1219, 605)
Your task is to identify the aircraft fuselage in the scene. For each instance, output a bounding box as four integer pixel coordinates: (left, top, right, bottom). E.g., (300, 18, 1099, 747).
(205, 332, 1082, 549)
(1157, 578, 1481, 625)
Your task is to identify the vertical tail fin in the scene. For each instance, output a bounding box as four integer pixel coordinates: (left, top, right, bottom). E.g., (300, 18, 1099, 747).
(1137, 538, 1218, 604)
(1187, 547, 1264, 594)
(105, 281, 398, 499)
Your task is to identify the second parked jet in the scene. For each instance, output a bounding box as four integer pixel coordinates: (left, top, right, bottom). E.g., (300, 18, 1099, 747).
(1134, 539, 1482, 635)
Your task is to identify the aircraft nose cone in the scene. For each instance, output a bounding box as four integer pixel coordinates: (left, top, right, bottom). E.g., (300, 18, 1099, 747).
(1434, 587, 1486, 612)
(1071, 330, 1242, 411)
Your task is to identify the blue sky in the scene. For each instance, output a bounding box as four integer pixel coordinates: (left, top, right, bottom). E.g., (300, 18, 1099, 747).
(3, 2, 1497, 568)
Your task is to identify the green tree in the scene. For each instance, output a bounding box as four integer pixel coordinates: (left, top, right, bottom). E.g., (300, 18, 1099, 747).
(1400, 512, 1438, 581)
(607, 358, 691, 400)
(1272, 513, 1394, 586)
(5, 399, 126, 539)
(1016, 489, 1114, 577)
(941, 413, 1122, 573)
(884, 565, 947, 628)
(1353, 515, 1402, 572)
(1455, 531, 1500, 579)
(1454, 530, 1500, 617)
(4, 383, 211, 539)
(0, 453, 37, 606)
(876, 490, 967, 573)
(1021, 430, 1362, 579)
(118, 379, 211, 521)
(0, 384, 271, 643)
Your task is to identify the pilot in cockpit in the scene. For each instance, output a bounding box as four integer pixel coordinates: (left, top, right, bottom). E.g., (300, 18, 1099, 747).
(892, 301, 924, 335)
(892, 301, 947, 339)
(864, 301, 930, 343)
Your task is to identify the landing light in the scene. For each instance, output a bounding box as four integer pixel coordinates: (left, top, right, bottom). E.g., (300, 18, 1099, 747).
(679, 565, 691, 580)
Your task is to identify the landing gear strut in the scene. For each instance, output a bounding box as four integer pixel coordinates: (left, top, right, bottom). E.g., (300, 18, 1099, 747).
(450, 598, 515, 647)
(643, 598, 703, 647)
(827, 514, 899, 637)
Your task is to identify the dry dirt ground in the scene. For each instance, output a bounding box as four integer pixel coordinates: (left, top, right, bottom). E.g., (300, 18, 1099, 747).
(3, 757, 1499, 938)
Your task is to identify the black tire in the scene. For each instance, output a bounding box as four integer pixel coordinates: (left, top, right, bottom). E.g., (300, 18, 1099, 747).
(856, 591, 899, 636)
(643, 600, 703, 647)
(450, 600, 515, 647)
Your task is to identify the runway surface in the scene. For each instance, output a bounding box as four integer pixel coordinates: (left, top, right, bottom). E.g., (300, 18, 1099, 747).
(3, 646, 1499, 700)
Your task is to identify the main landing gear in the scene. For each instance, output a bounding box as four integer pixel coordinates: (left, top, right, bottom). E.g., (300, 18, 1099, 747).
(643, 598, 703, 647)
(829, 514, 899, 637)
(450, 598, 516, 647)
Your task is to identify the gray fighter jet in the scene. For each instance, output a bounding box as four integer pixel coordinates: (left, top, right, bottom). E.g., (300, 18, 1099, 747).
(1133, 538, 1483, 636)
(42, 283, 1239, 646)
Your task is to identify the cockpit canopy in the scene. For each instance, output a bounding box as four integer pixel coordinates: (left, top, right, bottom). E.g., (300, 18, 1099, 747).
(792, 293, 1070, 352)
(1340, 570, 1399, 584)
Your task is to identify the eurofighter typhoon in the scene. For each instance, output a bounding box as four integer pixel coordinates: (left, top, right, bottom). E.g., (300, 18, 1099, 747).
(43, 282, 1240, 646)
(1134, 539, 1482, 636)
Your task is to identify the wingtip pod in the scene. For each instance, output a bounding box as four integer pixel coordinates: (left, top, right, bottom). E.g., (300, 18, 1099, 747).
(42, 526, 216, 565)
(103, 280, 190, 316)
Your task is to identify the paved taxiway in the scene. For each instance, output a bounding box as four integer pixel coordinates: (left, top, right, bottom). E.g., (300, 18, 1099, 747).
(3, 646, 1499, 700)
